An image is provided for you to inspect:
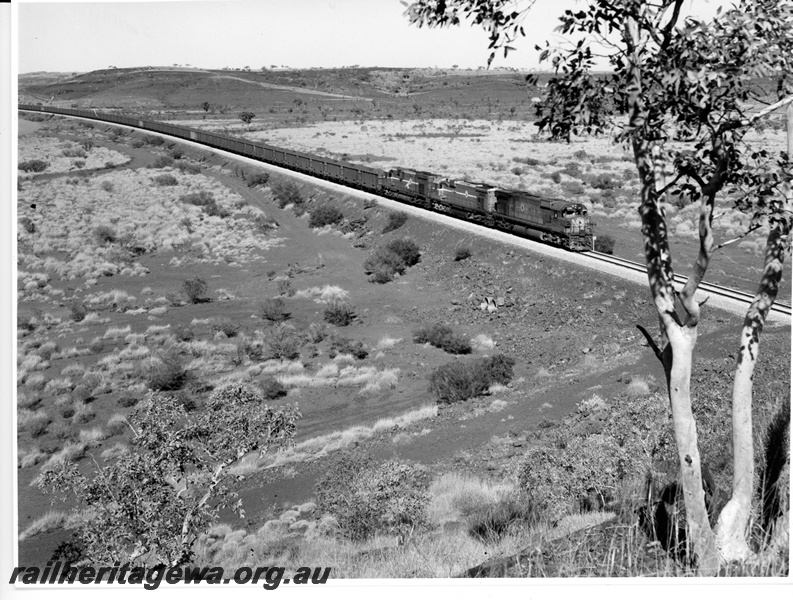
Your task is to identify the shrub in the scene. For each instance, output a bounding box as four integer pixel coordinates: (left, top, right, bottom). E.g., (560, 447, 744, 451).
(305, 322, 326, 344)
(324, 301, 356, 327)
(266, 325, 301, 360)
(271, 181, 304, 208)
(143, 134, 165, 146)
(19, 160, 48, 173)
(170, 147, 184, 160)
(428, 353, 516, 404)
(182, 277, 207, 304)
(315, 452, 430, 543)
(513, 156, 543, 166)
(210, 317, 240, 338)
(153, 174, 178, 187)
(69, 299, 87, 323)
(151, 155, 174, 169)
(588, 173, 622, 190)
(465, 492, 539, 542)
(100, 181, 114, 192)
(92, 225, 117, 245)
(131, 138, 145, 149)
(62, 147, 87, 158)
(382, 211, 408, 233)
(172, 324, 195, 342)
(260, 376, 287, 400)
(386, 238, 421, 267)
(550, 171, 562, 184)
(247, 171, 270, 187)
(594, 235, 616, 254)
(276, 279, 294, 297)
(180, 191, 227, 217)
(561, 180, 585, 195)
(147, 350, 187, 392)
(413, 323, 471, 354)
(330, 336, 368, 359)
(259, 298, 290, 322)
(363, 238, 421, 283)
(309, 205, 344, 229)
(117, 394, 138, 408)
(454, 247, 472, 261)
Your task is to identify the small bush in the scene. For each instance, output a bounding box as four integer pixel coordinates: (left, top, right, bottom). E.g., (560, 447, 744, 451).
(117, 395, 138, 408)
(147, 350, 187, 392)
(594, 235, 615, 254)
(428, 354, 516, 404)
(151, 155, 174, 169)
(210, 317, 240, 338)
(92, 225, 117, 245)
(413, 323, 471, 354)
(315, 452, 430, 543)
(454, 247, 472, 261)
(309, 205, 344, 229)
(271, 181, 304, 208)
(19, 160, 48, 173)
(131, 138, 145, 149)
(305, 322, 326, 343)
(100, 181, 114, 192)
(182, 277, 207, 304)
(387, 238, 421, 267)
(247, 171, 270, 187)
(561, 180, 585, 195)
(465, 492, 539, 542)
(266, 325, 302, 360)
(170, 147, 184, 160)
(382, 211, 408, 233)
(550, 171, 562, 184)
(143, 134, 165, 146)
(276, 279, 294, 297)
(324, 301, 356, 326)
(259, 298, 290, 322)
(363, 238, 421, 283)
(153, 174, 178, 187)
(588, 173, 622, 190)
(172, 324, 195, 342)
(62, 147, 87, 158)
(513, 156, 543, 166)
(260, 376, 287, 400)
(330, 336, 368, 359)
(69, 299, 87, 323)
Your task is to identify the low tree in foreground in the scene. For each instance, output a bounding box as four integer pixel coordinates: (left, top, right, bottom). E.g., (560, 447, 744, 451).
(406, 0, 792, 572)
(39, 388, 300, 567)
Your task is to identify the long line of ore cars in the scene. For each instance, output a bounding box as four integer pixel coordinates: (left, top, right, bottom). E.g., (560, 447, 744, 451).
(19, 104, 595, 252)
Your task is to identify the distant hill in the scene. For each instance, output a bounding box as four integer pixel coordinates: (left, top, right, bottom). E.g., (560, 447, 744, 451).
(17, 66, 552, 114)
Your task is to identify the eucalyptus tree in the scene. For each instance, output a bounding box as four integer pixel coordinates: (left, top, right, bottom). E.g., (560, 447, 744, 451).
(405, 0, 792, 573)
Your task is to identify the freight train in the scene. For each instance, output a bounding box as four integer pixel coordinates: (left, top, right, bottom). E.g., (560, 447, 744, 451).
(18, 104, 595, 251)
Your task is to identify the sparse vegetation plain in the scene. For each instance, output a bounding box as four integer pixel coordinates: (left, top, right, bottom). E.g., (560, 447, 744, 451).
(15, 62, 790, 579)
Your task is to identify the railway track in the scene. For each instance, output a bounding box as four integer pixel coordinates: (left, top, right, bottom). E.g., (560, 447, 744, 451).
(585, 251, 792, 317)
(19, 106, 792, 320)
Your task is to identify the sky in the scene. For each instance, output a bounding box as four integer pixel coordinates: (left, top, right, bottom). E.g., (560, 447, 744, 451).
(17, 0, 720, 74)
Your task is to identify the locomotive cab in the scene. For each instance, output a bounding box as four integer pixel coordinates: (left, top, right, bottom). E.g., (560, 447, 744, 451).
(561, 204, 590, 235)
